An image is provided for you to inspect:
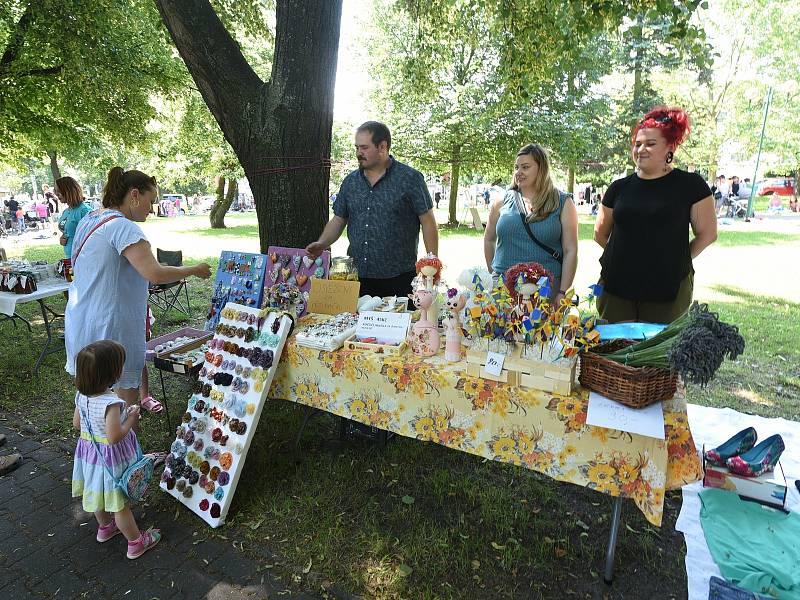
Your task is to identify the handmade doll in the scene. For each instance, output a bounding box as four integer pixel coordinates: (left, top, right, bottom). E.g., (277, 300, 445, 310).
(442, 288, 467, 362)
(408, 288, 440, 356)
(456, 267, 492, 345)
(415, 254, 443, 292)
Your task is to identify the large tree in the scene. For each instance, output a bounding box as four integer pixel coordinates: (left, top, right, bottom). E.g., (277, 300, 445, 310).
(155, 0, 343, 251)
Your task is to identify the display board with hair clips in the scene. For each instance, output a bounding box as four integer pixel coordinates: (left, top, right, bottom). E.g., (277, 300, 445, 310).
(204, 251, 268, 332)
(160, 303, 294, 528)
(265, 246, 330, 317)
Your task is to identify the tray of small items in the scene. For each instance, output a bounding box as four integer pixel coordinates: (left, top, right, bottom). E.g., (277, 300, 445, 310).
(147, 327, 213, 362)
(295, 312, 359, 351)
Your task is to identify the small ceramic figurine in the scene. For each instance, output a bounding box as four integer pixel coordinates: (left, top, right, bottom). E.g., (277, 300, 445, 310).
(442, 288, 466, 362)
(408, 288, 440, 356)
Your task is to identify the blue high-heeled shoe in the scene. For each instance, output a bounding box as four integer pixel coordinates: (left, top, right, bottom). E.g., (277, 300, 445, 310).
(726, 434, 785, 477)
(704, 427, 757, 467)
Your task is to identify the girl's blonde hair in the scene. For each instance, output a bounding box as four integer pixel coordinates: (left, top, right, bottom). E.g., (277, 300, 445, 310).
(511, 144, 560, 222)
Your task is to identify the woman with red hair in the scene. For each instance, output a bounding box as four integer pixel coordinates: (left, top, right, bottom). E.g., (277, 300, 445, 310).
(593, 106, 717, 323)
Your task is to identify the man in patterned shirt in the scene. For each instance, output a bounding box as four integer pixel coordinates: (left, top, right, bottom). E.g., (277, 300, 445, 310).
(306, 121, 438, 299)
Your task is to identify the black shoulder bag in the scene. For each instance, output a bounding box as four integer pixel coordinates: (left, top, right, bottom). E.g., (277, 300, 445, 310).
(515, 191, 563, 264)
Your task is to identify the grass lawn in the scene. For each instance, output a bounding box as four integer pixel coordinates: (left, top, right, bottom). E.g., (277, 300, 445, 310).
(1, 225, 798, 599)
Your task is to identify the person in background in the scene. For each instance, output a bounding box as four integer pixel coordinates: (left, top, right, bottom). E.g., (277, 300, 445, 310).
(64, 167, 211, 417)
(730, 176, 740, 197)
(484, 143, 578, 298)
(5, 195, 19, 231)
(56, 177, 91, 258)
(593, 106, 717, 323)
(43, 184, 59, 215)
(306, 121, 438, 300)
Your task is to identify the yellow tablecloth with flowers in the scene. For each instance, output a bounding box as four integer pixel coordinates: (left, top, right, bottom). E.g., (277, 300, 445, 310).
(272, 327, 701, 527)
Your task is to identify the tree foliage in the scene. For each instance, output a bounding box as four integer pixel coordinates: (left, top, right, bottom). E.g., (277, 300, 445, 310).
(0, 0, 183, 168)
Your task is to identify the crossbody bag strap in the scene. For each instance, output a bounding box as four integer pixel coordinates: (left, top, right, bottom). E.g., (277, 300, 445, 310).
(515, 191, 562, 263)
(72, 214, 122, 265)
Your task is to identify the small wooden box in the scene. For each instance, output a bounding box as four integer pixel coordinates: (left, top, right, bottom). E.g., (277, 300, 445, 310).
(465, 361, 519, 386)
(153, 337, 210, 374)
(467, 346, 576, 393)
(345, 335, 407, 355)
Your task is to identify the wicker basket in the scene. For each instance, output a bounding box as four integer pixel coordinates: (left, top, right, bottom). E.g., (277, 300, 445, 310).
(579, 339, 677, 408)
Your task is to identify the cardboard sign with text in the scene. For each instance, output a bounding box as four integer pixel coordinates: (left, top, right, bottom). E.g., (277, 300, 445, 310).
(308, 278, 361, 315)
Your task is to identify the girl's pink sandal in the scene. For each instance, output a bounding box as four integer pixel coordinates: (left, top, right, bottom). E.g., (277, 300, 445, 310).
(140, 396, 164, 413)
(127, 528, 161, 559)
(97, 520, 122, 543)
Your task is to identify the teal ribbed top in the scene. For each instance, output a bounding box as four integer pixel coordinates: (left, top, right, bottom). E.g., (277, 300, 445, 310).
(492, 189, 567, 280)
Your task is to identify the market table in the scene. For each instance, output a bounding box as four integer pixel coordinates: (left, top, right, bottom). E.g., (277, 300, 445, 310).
(0, 280, 69, 374)
(271, 317, 703, 581)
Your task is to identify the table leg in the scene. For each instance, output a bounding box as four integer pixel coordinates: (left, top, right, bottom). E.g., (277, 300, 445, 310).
(295, 405, 320, 448)
(159, 369, 171, 436)
(0, 312, 32, 332)
(33, 300, 64, 375)
(603, 495, 623, 585)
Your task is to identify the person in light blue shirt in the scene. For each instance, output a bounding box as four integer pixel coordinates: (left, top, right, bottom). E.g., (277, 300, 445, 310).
(484, 143, 578, 300)
(55, 177, 91, 258)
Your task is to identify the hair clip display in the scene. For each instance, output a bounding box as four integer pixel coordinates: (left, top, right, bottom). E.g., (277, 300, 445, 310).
(162, 302, 290, 527)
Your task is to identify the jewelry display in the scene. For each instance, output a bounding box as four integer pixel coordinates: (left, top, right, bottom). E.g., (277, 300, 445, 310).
(204, 252, 268, 332)
(161, 303, 293, 528)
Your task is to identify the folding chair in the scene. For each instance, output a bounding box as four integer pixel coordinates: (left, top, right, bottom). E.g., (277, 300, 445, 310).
(148, 249, 191, 320)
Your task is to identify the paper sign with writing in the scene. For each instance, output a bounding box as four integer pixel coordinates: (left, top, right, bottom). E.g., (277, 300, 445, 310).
(355, 311, 411, 345)
(308, 278, 361, 315)
(484, 351, 506, 377)
(586, 391, 665, 439)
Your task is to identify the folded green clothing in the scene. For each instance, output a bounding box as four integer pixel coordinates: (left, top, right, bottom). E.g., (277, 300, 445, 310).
(700, 488, 800, 599)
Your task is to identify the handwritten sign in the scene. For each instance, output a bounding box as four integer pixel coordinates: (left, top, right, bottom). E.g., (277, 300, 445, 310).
(307, 278, 361, 315)
(355, 311, 411, 345)
(484, 351, 506, 377)
(586, 391, 665, 439)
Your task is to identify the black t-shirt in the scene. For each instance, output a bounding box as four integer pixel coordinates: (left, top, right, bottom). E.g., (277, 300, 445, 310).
(600, 169, 711, 301)
(6, 198, 19, 213)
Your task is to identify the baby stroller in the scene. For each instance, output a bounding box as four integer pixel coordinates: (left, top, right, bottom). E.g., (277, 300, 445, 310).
(719, 196, 747, 219)
(23, 210, 44, 230)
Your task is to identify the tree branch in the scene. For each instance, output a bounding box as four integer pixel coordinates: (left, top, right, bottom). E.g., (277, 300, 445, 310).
(0, 1, 35, 68)
(153, 0, 264, 154)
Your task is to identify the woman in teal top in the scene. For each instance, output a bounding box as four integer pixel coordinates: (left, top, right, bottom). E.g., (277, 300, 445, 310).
(56, 176, 91, 257)
(484, 143, 578, 300)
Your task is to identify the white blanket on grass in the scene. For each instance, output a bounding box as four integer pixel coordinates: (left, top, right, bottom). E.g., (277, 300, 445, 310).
(677, 404, 800, 600)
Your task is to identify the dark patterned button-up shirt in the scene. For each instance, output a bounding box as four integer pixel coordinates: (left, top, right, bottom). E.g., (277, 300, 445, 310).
(333, 157, 433, 279)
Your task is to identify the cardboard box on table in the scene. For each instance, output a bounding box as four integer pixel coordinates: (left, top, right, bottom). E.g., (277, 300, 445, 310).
(702, 445, 788, 510)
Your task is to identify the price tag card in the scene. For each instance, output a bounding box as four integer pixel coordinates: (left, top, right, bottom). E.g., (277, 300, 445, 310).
(355, 311, 411, 345)
(484, 351, 506, 376)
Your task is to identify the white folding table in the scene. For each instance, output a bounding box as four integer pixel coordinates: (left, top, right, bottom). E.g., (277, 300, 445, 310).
(0, 280, 70, 374)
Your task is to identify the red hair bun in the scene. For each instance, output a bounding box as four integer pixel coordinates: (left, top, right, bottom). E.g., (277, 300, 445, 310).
(632, 106, 690, 148)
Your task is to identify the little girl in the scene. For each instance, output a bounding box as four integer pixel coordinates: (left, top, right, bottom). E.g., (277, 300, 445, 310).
(71, 339, 161, 559)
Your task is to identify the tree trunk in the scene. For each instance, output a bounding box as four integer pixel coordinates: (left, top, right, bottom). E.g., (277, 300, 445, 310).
(567, 164, 575, 194)
(448, 143, 462, 226)
(209, 175, 232, 228)
(47, 150, 61, 183)
(632, 17, 645, 119)
(155, 0, 342, 252)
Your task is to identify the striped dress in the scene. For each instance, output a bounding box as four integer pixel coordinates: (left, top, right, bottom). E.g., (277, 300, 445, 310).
(72, 391, 139, 512)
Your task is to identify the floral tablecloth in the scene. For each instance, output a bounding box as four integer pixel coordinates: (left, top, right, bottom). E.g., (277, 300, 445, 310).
(272, 325, 701, 527)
